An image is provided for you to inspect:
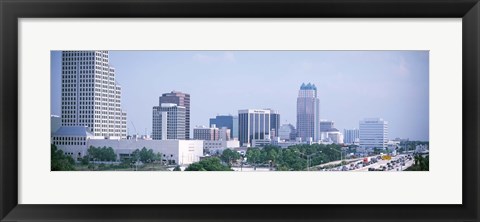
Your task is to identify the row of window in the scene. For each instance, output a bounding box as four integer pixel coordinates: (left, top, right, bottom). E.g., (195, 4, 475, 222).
(53, 136, 86, 141)
(62, 105, 122, 110)
(53, 141, 86, 146)
(63, 61, 94, 65)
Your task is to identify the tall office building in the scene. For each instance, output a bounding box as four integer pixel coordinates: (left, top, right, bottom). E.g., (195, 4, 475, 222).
(267, 109, 280, 139)
(238, 109, 271, 146)
(359, 118, 388, 149)
(61, 51, 127, 139)
(344, 128, 360, 144)
(159, 91, 190, 139)
(209, 115, 238, 139)
(152, 103, 186, 140)
(296, 83, 320, 142)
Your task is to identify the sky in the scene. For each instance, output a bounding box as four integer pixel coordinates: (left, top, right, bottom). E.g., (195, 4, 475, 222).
(51, 51, 429, 141)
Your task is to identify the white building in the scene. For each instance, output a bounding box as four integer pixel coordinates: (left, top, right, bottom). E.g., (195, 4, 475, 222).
(52, 126, 203, 165)
(219, 127, 231, 141)
(359, 118, 388, 149)
(278, 124, 296, 141)
(251, 139, 272, 147)
(271, 137, 303, 148)
(415, 144, 429, 153)
(203, 140, 240, 155)
(152, 103, 186, 140)
(327, 131, 344, 144)
(344, 128, 360, 144)
(387, 140, 400, 151)
(61, 51, 127, 139)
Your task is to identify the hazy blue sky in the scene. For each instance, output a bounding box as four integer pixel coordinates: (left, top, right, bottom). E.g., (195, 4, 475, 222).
(51, 51, 429, 141)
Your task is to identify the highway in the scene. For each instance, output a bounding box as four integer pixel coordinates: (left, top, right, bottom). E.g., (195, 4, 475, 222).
(350, 154, 414, 172)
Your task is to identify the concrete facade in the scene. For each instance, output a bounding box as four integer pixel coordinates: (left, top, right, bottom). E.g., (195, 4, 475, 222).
(52, 126, 203, 165)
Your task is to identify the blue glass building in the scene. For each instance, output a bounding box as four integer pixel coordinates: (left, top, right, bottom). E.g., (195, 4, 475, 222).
(209, 115, 238, 139)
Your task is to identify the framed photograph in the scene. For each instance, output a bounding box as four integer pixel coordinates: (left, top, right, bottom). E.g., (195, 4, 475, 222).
(1, 0, 479, 221)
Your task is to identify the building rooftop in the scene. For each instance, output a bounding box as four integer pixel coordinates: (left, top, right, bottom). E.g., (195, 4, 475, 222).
(160, 103, 178, 108)
(300, 82, 317, 90)
(53, 126, 93, 137)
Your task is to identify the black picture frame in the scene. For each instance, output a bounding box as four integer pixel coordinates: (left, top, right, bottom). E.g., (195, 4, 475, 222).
(1, 0, 479, 221)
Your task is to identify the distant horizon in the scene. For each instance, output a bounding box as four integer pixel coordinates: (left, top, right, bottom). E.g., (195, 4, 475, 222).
(51, 50, 429, 141)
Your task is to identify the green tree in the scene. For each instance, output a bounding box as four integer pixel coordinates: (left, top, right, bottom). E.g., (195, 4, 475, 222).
(139, 147, 155, 163)
(220, 149, 240, 166)
(80, 156, 89, 165)
(406, 155, 429, 171)
(51, 144, 75, 171)
(246, 148, 261, 165)
(131, 149, 140, 162)
(185, 162, 206, 171)
(87, 146, 116, 162)
(104, 147, 116, 161)
(185, 157, 232, 171)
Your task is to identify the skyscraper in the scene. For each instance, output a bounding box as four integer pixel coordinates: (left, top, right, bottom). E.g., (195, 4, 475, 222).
(152, 103, 186, 140)
(296, 83, 320, 142)
(359, 118, 388, 149)
(159, 91, 190, 139)
(344, 128, 360, 144)
(209, 115, 238, 139)
(61, 51, 127, 139)
(238, 109, 271, 146)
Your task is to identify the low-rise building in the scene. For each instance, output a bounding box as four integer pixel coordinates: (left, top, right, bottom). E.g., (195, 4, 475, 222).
(387, 140, 400, 151)
(219, 127, 231, 141)
(327, 131, 344, 144)
(271, 137, 303, 148)
(252, 139, 272, 147)
(203, 140, 240, 155)
(52, 126, 203, 165)
(193, 125, 219, 140)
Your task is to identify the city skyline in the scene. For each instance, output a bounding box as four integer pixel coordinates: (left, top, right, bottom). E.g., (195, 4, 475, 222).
(51, 51, 429, 141)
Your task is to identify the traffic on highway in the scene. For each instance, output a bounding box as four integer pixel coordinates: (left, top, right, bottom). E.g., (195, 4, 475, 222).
(322, 154, 415, 172)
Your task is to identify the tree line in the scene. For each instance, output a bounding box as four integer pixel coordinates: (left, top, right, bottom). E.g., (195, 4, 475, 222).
(186, 143, 346, 171)
(405, 155, 429, 171)
(245, 144, 345, 171)
(51, 144, 75, 171)
(82, 146, 162, 165)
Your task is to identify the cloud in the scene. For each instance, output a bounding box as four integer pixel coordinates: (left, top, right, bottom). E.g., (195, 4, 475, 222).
(193, 52, 236, 63)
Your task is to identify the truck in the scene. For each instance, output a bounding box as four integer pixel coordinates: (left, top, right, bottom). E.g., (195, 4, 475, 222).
(363, 157, 371, 163)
